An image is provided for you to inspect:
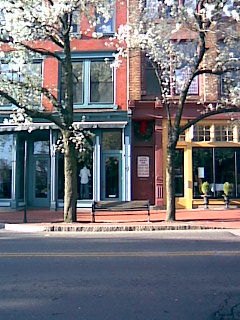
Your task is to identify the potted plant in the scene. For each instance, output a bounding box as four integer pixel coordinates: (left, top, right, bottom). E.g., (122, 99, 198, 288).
(223, 182, 233, 209)
(201, 181, 210, 209)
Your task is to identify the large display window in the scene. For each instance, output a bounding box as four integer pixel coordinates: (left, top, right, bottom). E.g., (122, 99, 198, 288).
(58, 151, 93, 200)
(193, 147, 240, 198)
(0, 135, 13, 199)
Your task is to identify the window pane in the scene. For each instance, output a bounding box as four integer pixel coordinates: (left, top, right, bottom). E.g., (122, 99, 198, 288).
(102, 130, 122, 150)
(95, 1, 114, 34)
(58, 149, 93, 200)
(72, 11, 80, 34)
(0, 135, 13, 199)
(105, 156, 119, 199)
(73, 62, 83, 104)
(175, 149, 184, 197)
(193, 148, 213, 198)
(90, 61, 113, 103)
(175, 67, 198, 94)
(95, 16, 114, 33)
(215, 148, 235, 198)
(21, 62, 42, 106)
(61, 62, 83, 104)
(145, 58, 161, 95)
(17, 138, 24, 200)
(34, 141, 49, 155)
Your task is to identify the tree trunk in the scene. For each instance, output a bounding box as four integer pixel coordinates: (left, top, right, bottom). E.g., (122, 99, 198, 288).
(165, 143, 176, 221)
(63, 132, 77, 223)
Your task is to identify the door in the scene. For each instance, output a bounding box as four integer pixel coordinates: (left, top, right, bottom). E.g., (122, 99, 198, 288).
(132, 146, 154, 204)
(101, 154, 121, 200)
(33, 156, 50, 207)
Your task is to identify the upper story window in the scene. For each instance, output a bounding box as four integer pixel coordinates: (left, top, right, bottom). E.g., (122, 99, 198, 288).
(193, 125, 211, 142)
(174, 41, 199, 95)
(223, 0, 236, 16)
(60, 58, 114, 108)
(72, 10, 80, 34)
(0, 60, 42, 107)
(95, 1, 115, 34)
(221, 71, 240, 96)
(90, 60, 113, 103)
(215, 125, 234, 142)
(145, 58, 161, 95)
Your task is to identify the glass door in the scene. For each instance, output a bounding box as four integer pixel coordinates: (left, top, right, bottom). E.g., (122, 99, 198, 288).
(102, 154, 121, 200)
(33, 156, 50, 207)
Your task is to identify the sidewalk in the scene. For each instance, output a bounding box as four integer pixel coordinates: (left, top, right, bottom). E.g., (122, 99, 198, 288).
(0, 207, 240, 232)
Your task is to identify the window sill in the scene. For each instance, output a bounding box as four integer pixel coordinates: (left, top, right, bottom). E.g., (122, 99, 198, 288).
(73, 104, 118, 110)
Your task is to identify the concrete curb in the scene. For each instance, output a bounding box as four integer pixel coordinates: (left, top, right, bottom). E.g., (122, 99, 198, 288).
(1, 223, 222, 233)
(4, 224, 48, 232)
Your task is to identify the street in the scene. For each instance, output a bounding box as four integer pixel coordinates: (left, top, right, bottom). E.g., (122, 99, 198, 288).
(0, 230, 240, 320)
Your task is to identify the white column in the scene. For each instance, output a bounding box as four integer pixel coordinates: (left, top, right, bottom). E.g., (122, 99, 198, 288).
(93, 135, 101, 201)
(125, 135, 131, 201)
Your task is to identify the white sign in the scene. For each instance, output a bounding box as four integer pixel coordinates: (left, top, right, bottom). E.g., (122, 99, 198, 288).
(198, 167, 205, 178)
(137, 156, 150, 178)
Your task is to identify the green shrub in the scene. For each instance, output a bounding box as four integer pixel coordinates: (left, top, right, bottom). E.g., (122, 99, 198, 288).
(223, 182, 233, 196)
(201, 181, 210, 195)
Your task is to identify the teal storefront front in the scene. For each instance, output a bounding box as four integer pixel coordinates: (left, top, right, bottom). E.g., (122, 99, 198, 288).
(0, 111, 131, 210)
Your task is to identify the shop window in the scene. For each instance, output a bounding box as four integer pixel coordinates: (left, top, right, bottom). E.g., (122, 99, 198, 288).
(60, 58, 114, 107)
(0, 135, 13, 199)
(193, 125, 211, 142)
(57, 150, 93, 200)
(193, 148, 213, 198)
(193, 147, 239, 198)
(175, 149, 184, 197)
(17, 138, 25, 200)
(102, 130, 122, 150)
(215, 125, 233, 142)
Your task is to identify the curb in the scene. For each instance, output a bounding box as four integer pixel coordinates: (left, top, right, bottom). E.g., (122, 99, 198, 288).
(1, 223, 221, 233)
(4, 224, 48, 232)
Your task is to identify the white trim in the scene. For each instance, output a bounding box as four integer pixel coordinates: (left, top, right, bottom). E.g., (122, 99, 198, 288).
(0, 121, 128, 132)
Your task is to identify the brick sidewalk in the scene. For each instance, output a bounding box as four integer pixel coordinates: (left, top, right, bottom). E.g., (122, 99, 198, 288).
(0, 207, 240, 231)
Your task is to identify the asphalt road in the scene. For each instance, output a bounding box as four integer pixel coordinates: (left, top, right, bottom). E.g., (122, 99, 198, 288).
(0, 230, 240, 320)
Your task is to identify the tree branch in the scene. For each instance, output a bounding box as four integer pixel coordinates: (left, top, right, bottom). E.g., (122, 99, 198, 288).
(179, 106, 240, 135)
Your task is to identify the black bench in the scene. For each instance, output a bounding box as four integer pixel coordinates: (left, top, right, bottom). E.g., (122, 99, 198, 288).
(91, 200, 150, 223)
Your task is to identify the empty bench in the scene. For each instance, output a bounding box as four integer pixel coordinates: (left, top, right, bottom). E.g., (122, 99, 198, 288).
(92, 200, 150, 223)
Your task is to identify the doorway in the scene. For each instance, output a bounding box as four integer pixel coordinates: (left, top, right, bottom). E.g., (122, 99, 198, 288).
(32, 156, 50, 207)
(132, 146, 154, 204)
(101, 153, 121, 201)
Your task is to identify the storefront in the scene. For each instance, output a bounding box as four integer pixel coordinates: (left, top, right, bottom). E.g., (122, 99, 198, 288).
(0, 112, 131, 210)
(168, 120, 240, 209)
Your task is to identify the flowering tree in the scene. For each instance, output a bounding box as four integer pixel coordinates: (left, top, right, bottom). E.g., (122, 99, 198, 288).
(114, 0, 240, 221)
(0, 0, 115, 222)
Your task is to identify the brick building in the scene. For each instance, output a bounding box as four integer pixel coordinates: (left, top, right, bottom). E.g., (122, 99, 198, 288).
(0, 2, 131, 210)
(129, 0, 240, 209)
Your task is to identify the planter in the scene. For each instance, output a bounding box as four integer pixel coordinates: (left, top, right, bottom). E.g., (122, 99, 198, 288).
(201, 195, 210, 209)
(223, 195, 230, 209)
